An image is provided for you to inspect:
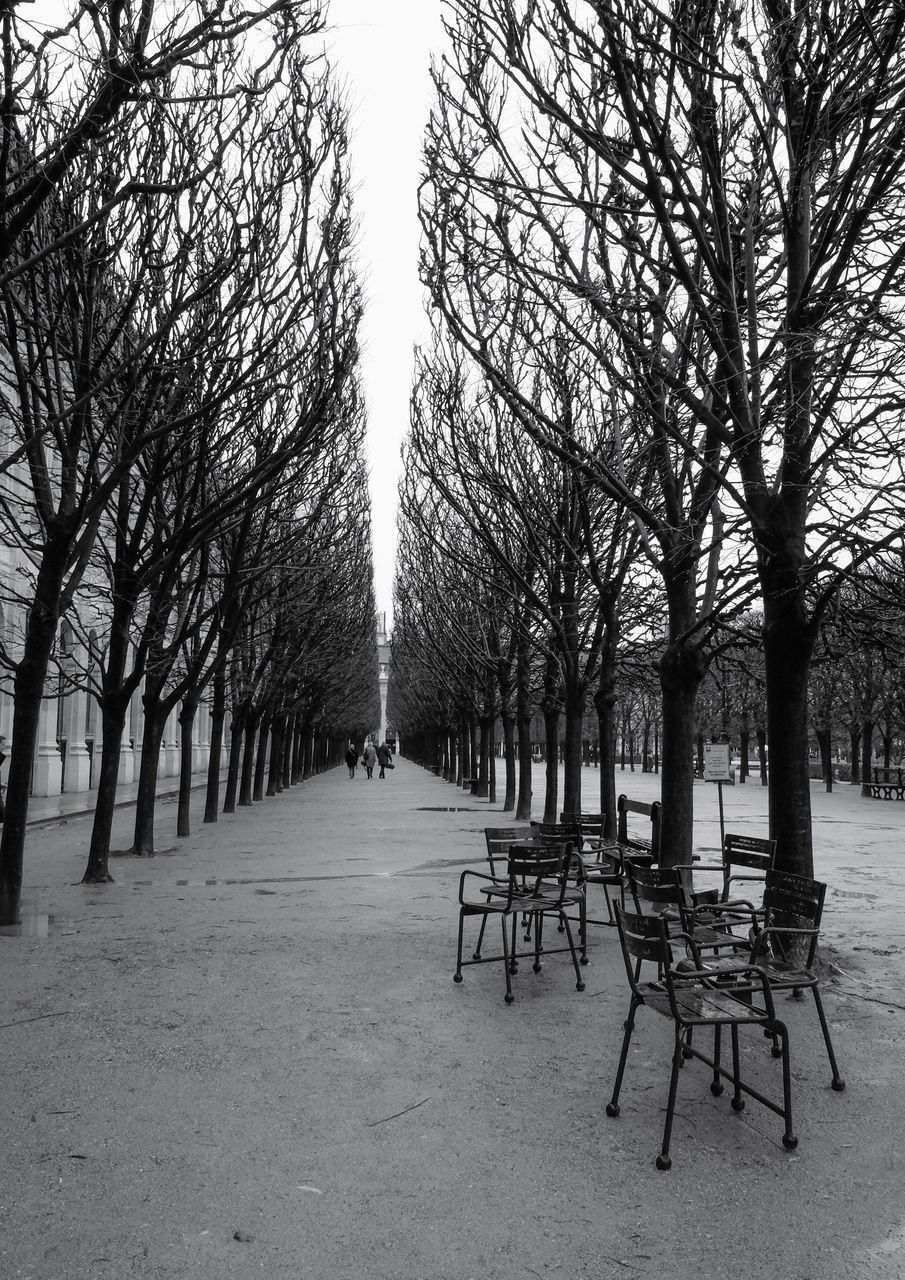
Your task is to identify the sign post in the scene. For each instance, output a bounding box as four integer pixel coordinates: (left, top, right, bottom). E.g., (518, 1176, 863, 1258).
(703, 743, 732, 847)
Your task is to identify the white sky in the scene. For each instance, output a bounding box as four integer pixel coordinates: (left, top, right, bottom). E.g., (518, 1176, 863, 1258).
(326, 1, 444, 630)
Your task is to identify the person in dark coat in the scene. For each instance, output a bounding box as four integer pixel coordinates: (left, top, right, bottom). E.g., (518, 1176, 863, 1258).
(345, 741, 358, 779)
(376, 741, 393, 780)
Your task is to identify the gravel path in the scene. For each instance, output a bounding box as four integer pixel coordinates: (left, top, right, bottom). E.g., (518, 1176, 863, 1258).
(2, 759, 904, 1279)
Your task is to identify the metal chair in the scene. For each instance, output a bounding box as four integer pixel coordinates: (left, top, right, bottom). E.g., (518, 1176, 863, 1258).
(689, 870, 845, 1092)
(548, 815, 625, 926)
(694, 833, 777, 906)
(606, 905, 797, 1169)
(483, 826, 531, 877)
(454, 843, 588, 1003)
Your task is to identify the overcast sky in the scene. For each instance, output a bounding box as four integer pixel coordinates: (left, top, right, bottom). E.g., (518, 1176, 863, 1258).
(327, 1, 444, 630)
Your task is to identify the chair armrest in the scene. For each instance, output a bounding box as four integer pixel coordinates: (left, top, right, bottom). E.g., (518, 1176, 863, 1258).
(753, 922, 819, 961)
(458, 868, 506, 903)
(692, 897, 758, 919)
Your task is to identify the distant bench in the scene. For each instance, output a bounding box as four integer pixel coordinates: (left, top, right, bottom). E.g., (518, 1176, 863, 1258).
(864, 767, 905, 800)
(617, 794, 661, 862)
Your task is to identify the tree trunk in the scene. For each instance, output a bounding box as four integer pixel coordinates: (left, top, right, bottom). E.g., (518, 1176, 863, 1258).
(468, 713, 479, 791)
(204, 669, 227, 823)
(253, 710, 271, 801)
(561, 683, 584, 818)
(266, 714, 284, 795)
(280, 714, 293, 789)
(0, 563, 65, 922)
(848, 725, 861, 786)
(132, 701, 168, 857)
(458, 711, 469, 786)
(82, 700, 130, 883)
(177, 697, 198, 837)
(860, 719, 874, 797)
(542, 704, 560, 824)
(816, 725, 832, 794)
(657, 636, 706, 870)
(594, 665, 618, 841)
(476, 710, 490, 799)
(498, 671, 516, 811)
(761, 598, 815, 879)
(223, 703, 246, 814)
(290, 713, 303, 784)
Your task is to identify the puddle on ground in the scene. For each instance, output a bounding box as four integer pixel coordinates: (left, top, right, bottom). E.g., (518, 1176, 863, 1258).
(0, 910, 78, 938)
(130, 874, 366, 890)
(414, 807, 477, 812)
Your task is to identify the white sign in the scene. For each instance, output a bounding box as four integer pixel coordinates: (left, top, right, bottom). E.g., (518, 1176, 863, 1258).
(703, 742, 731, 782)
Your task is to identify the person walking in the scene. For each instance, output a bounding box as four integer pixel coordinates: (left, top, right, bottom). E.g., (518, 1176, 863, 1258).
(345, 741, 359, 780)
(376, 741, 394, 780)
(362, 740, 377, 779)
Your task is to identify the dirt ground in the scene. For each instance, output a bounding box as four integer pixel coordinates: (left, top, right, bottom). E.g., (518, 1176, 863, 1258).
(2, 759, 905, 1280)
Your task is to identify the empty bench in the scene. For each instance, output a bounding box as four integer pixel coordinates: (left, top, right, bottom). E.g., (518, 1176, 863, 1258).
(617, 794, 661, 862)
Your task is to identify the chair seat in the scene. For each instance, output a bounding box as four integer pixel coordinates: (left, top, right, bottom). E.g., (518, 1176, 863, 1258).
(644, 984, 771, 1025)
(758, 958, 817, 987)
(692, 951, 818, 992)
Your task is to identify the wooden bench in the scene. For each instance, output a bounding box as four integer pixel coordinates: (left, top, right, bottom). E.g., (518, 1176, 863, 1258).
(864, 767, 905, 800)
(462, 776, 487, 797)
(617, 794, 661, 862)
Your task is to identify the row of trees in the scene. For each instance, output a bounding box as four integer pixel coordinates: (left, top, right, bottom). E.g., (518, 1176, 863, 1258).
(393, 0, 905, 877)
(0, 2, 380, 925)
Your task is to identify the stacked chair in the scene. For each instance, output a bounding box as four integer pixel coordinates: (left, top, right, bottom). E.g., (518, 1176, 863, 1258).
(454, 839, 588, 1004)
(604, 832, 844, 1167)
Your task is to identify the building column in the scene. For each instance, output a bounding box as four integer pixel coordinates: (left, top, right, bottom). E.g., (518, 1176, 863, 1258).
(32, 697, 63, 797)
(164, 708, 180, 777)
(65, 664, 92, 792)
(117, 738, 135, 786)
(192, 702, 210, 774)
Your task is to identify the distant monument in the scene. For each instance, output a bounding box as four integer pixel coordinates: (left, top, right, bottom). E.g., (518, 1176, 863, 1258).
(376, 611, 392, 746)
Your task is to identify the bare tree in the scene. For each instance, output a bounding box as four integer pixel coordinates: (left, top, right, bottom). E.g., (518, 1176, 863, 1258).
(0, 40, 360, 919)
(409, 332, 644, 826)
(422, 0, 905, 874)
(0, 0, 323, 268)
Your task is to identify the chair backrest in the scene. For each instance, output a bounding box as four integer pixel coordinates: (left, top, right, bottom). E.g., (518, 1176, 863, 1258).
(760, 870, 826, 964)
(507, 841, 577, 906)
(624, 860, 689, 915)
(617, 794, 662, 859)
(535, 820, 580, 839)
(613, 904, 673, 995)
(560, 811, 605, 845)
(721, 833, 777, 900)
(484, 826, 530, 876)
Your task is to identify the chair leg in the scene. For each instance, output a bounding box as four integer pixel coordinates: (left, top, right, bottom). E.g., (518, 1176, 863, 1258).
(771, 1018, 798, 1150)
(473, 914, 488, 961)
(501, 913, 515, 1005)
(559, 910, 586, 991)
(811, 987, 845, 1091)
(533, 911, 545, 971)
(730, 1024, 745, 1111)
(657, 1030, 685, 1170)
(601, 880, 618, 926)
(709, 1025, 723, 1095)
(606, 997, 639, 1118)
(454, 909, 467, 983)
